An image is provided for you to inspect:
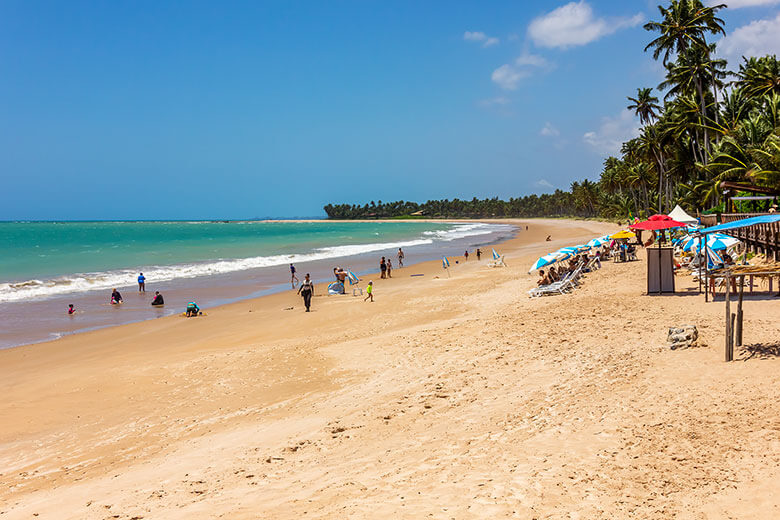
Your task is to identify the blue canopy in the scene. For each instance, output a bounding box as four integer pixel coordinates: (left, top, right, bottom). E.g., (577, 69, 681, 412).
(698, 214, 780, 234)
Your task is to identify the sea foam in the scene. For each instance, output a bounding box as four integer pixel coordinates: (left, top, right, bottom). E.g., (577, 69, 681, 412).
(0, 223, 512, 303)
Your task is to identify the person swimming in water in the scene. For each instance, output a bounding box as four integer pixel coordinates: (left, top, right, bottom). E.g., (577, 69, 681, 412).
(151, 291, 164, 306)
(110, 289, 123, 304)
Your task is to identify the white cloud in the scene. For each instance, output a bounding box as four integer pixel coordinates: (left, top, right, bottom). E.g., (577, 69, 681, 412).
(536, 179, 556, 190)
(491, 52, 551, 90)
(717, 12, 780, 63)
(528, 1, 643, 49)
(706, 0, 780, 6)
(492, 65, 527, 90)
(464, 30, 499, 48)
(540, 122, 560, 137)
(583, 110, 640, 155)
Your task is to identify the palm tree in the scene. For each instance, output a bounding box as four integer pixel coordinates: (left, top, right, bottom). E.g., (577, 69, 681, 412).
(734, 55, 780, 99)
(643, 0, 726, 65)
(627, 88, 662, 125)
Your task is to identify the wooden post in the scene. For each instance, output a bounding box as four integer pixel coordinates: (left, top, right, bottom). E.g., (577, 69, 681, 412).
(725, 272, 731, 362)
(705, 238, 710, 303)
(730, 313, 736, 361)
(736, 275, 745, 347)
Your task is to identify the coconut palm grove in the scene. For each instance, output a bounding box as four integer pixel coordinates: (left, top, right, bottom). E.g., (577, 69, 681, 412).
(324, 0, 780, 221)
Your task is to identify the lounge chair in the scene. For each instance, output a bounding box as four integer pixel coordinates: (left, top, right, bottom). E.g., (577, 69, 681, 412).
(487, 248, 507, 267)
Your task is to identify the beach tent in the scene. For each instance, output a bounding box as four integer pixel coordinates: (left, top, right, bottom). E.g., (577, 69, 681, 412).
(629, 214, 687, 231)
(668, 205, 699, 226)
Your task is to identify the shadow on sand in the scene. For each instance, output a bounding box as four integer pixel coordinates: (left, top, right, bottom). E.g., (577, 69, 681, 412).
(738, 342, 780, 361)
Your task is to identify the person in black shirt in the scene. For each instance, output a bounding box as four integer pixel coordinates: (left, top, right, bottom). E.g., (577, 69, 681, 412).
(151, 291, 164, 306)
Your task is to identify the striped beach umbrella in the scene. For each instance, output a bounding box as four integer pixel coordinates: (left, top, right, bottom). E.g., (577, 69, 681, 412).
(681, 234, 740, 252)
(528, 252, 567, 273)
(587, 236, 610, 248)
(442, 256, 450, 268)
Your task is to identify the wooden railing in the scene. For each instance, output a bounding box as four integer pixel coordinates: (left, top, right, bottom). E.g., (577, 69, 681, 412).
(700, 212, 780, 261)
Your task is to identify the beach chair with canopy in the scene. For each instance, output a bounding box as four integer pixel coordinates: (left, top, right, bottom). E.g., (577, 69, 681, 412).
(487, 248, 507, 268)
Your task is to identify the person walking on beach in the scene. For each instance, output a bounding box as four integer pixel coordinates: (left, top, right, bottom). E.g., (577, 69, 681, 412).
(380, 257, 387, 279)
(397, 248, 404, 267)
(290, 264, 299, 288)
(386, 258, 392, 278)
(364, 280, 373, 302)
(298, 273, 314, 312)
(137, 272, 145, 292)
(464, 250, 469, 261)
(476, 248, 482, 261)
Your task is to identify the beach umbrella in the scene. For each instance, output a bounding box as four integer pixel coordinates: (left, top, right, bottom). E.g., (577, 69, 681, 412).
(611, 230, 635, 239)
(528, 252, 567, 273)
(347, 270, 360, 285)
(556, 246, 579, 256)
(705, 246, 724, 268)
(629, 214, 687, 231)
(681, 234, 740, 252)
(491, 248, 501, 260)
(575, 244, 591, 252)
(587, 236, 610, 248)
(442, 256, 450, 268)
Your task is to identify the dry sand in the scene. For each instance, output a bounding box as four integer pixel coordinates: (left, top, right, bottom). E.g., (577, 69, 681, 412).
(2, 218, 780, 519)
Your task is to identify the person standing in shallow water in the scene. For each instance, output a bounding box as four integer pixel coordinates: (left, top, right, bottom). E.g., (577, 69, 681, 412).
(380, 257, 387, 279)
(397, 248, 404, 267)
(290, 263, 299, 288)
(137, 272, 145, 292)
(386, 258, 392, 278)
(298, 273, 314, 312)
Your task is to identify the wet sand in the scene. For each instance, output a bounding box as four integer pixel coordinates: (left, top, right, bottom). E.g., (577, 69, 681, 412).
(2, 218, 780, 519)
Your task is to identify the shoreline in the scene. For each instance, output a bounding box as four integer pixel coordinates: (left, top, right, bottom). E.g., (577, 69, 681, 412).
(0, 220, 516, 350)
(4, 217, 779, 518)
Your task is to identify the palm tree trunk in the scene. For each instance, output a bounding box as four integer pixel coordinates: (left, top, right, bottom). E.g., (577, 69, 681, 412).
(696, 78, 710, 164)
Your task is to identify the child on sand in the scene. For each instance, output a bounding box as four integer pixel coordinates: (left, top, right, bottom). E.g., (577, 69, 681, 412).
(186, 302, 200, 317)
(364, 280, 373, 302)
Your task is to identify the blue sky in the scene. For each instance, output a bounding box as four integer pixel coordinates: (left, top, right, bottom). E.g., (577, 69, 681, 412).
(1, 1, 779, 219)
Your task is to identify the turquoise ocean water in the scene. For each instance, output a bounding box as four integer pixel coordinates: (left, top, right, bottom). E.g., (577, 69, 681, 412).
(0, 220, 512, 304)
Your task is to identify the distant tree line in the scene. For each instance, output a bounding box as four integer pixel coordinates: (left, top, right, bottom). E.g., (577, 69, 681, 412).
(325, 1, 780, 221)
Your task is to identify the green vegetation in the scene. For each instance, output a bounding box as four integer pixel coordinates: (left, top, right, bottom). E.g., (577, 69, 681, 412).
(325, 1, 780, 221)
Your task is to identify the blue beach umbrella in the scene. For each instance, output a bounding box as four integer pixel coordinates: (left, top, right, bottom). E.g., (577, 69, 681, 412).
(528, 252, 567, 273)
(575, 244, 591, 252)
(682, 234, 739, 252)
(556, 247, 579, 257)
(442, 256, 450, 268)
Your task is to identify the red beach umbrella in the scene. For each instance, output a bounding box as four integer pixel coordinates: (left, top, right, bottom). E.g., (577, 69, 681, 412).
(629, 214, 687, 231)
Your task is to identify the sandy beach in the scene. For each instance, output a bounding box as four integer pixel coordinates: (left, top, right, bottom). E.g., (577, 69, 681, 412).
(2, 218, 780, 519)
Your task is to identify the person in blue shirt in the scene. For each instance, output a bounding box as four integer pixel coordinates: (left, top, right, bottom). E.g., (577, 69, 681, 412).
(137, 272, 146, 292)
